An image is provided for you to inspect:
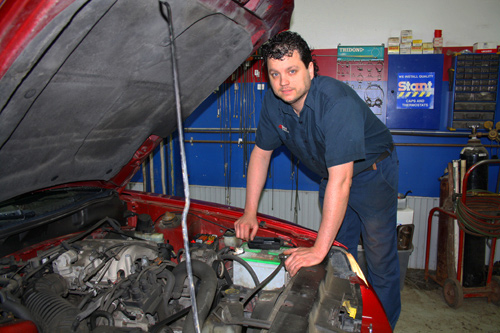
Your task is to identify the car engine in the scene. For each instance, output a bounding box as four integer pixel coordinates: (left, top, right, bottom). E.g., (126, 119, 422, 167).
(0, 212, 364, 333)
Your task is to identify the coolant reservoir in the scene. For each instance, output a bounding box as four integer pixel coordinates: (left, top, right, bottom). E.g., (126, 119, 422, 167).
(233, 243, 289, 290)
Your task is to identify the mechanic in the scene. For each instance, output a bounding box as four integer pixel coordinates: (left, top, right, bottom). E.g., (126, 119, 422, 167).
(235, 31, 400, 329)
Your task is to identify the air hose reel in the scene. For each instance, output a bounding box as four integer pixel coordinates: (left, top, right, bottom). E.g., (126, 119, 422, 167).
(456, 159, 500, 238)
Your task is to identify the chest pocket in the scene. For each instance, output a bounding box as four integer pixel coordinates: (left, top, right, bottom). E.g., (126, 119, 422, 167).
(279, 113, 311, 157)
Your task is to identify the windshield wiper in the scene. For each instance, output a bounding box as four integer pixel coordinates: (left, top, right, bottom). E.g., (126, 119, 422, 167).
(0, 209, 36, 221)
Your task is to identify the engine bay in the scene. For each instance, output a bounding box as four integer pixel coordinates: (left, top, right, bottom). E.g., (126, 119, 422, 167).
(0, 189, 365, 332)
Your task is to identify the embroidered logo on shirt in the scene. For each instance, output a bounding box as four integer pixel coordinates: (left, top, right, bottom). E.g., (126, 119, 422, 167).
(279, 124, 289, 133)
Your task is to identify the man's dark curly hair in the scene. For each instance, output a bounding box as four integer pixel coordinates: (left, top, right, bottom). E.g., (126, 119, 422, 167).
(261, 31, 319, 77)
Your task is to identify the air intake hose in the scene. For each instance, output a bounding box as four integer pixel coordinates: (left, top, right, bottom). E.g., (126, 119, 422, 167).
(172, 260, 217, 333)
(23, 274, 88, 332)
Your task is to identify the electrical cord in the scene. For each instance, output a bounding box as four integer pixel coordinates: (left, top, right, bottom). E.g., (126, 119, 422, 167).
(159, 1, 200, 332)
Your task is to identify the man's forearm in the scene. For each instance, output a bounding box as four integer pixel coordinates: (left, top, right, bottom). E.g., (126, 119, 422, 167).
(314, 163, 353, 257)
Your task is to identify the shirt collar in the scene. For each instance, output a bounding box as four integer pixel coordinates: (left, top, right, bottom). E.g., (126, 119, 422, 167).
(278, 76, 319, 116)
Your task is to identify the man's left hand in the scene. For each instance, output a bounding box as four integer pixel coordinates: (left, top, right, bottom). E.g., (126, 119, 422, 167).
(282, 247, 325, 276)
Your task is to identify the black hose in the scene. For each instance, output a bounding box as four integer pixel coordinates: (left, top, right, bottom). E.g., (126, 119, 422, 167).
(217, 247, 230, 256)
(0, 276, 20, 295)
(150, 306, 191, 333)
(220, 254, 260, 287)
(23, 274, 88, 332)
(89, 310, 114, 329)
(66, 217, 121, 244)
(172, 260, 217, 333)
(0, 290, 35, 324)
(242, 261, 284, 306)
(156, 267, 176, 316)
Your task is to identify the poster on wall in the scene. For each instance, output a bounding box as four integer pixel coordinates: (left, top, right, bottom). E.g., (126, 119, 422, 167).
(397, 72, 435, 109)
(346, 81, 387, 123)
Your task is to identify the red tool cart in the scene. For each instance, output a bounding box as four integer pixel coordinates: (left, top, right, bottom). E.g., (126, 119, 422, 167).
(424, 159, 500, 308)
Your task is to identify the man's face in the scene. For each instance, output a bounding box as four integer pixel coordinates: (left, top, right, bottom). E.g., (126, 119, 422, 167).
(267, 50, 314, 114)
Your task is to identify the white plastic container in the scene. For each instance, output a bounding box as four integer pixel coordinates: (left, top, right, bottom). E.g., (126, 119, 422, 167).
(233, 244, 289, 290)
(397, 207, 414, 226)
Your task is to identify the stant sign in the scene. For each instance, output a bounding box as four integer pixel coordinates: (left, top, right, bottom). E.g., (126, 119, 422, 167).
(397, 72, 435, 109)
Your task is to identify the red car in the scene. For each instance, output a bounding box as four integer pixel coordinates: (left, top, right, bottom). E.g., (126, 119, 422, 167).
(0, 0, 391, 332)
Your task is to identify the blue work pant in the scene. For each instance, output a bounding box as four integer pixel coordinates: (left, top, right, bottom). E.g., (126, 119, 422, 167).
(319, 149, 401, 330)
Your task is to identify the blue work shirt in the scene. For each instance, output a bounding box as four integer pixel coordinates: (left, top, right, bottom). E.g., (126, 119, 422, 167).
(255, 76, 393, 177)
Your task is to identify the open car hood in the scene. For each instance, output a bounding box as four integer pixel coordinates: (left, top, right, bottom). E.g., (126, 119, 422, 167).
(0, 0, 293, 203)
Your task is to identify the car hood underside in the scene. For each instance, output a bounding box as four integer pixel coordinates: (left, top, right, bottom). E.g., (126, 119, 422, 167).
(0, 0, 292, 202)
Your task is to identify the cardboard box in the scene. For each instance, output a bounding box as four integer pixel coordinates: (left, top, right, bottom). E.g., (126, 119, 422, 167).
(422, 42, 434, 54)
(412, 39, 423, 46)
(473, 42, 498, 53)
(401, 30, 412, 43)
(411, 45, 422, 54)
(433, 37, 443, 47)
(388, 37, 400, 46)
(388, 45, 400, 54)
(400, 42, 411, 54)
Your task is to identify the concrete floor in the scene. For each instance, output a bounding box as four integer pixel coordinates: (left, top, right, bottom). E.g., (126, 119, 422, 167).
(396, 269, 500, 332)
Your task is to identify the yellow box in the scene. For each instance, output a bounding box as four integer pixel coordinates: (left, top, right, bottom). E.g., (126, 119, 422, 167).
(422, 42, 434, 54)
(411, 45, 423, 54)
(401, 30, 413, 43)
(412, 39, 423, 46)
(388, 45, 400, 54)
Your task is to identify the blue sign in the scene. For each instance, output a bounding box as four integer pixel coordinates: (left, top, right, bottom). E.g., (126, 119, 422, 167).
(397, 72, 435, 109)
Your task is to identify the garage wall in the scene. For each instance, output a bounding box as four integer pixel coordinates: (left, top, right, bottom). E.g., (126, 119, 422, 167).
(132, 1, 500, 268)
(290, 0, 500, 49)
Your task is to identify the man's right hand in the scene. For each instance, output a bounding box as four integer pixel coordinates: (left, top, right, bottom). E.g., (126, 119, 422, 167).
(235, 213, 259, 241)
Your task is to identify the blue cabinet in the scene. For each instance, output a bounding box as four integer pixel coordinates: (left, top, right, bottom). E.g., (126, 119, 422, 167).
(386, 54, 444, 129)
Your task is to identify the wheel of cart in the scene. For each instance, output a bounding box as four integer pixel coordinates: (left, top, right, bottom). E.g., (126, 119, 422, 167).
(424, 159, 500, 308)
(491, 276, 500, 306)
(443, 278, 463, 308)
